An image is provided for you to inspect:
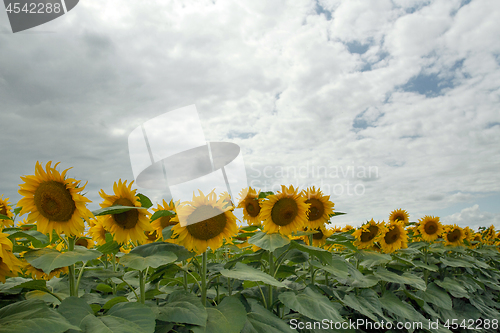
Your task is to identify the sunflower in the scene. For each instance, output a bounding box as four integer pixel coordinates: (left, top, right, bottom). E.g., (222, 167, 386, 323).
(443, 225, 465, 247)
(151, 199, 178, 241)
(342, 225, 354, 232)
(75, 237, 94, 249)
(462, 226, 473, 242)
(17, 161, 93, 239)
(261, 185, 310, 235)
(300, 187, 335, 230)
(482, 225, 496, 245)
(88, 218, 108, 246)
(305, 226, 334, 247)
(417, 215, 444, 242)
(98, 180, 152, 245)
(171, 190, 238, 254)
(0, 232, 22, 283)
(379, 222, 408, 253)
(237, 187, 263, 226)
(219, 192, 234, 211)
(352, 219, 386, 250)
(470, 233, 483, 249)
(22, 261, 68, 280)
(0, 195, 14, 228)
(389, 209, 409, 225)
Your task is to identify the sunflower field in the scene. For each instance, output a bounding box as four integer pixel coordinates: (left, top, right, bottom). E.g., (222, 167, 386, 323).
(1, 161, 500, 333)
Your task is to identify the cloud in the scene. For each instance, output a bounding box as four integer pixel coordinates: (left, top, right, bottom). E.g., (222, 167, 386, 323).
(442, 204, 500, 230)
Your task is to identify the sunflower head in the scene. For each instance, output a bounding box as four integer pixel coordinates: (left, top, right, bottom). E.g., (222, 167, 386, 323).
(443, 225, 465, 247)
(300, 187, 335, 230)
(379, 222, 408, 253)
(171, 190, 238, 254)
(98, 179, 152, 245)
(417, 215, 443, 243)
(17, 161, 93, 239)
(237, 187, 263, 226)
(261, 185, 310, 235)
(305, 226, 334, 247)
(0, 232, 22, 283)
(0, 195, 14, 228)
(482, 225, 496, 244)
(151, 199, 178, 241)
(22, 261, 68, 281)
(342, 225, 354, 232)
(352, 219, 386, 249)
(75, 237, 94, 249)
(470, 233, 483, 249)
(389, 209, 409, 225)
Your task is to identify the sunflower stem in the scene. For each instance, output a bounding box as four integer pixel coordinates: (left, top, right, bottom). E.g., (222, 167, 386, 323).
(309, 235, 314, 285)
(201, 251, 208, 306)
(182, 260, 188, 291)
(68, 236, 77, 297)
(268, 250, 274, 310)
(139, 269, 146, 304)
(111, 255, 117, 294)
(75, 261, 88, 295)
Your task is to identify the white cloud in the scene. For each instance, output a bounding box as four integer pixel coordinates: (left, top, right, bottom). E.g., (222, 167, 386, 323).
(442, 204, 500, 230)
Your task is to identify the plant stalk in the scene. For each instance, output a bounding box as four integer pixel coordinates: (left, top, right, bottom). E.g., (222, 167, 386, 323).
(268, 250, 275, 310)
(139, 269, 146, 304)
(201, 251, 208, 306)
(68, 236, 76, 297)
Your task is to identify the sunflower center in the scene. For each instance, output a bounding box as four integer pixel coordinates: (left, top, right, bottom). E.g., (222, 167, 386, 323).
(424, 221, 437, 235)
(75, 238, 89, 247)
(145, 230, 157, 241)
(447, 229, 461, 242)
(271, 198, 298, 226)
(33, 181, 76, 221)
(160, 215, 177, 229)
(0, 204, 7, 216)
(112, 198, 139, 229)
(313, 228, 324, 240)
(245, 199, 260, 217)
(360, 225, 379, 242)
(384, 226, 401, 245)
(305, 198, 324, 221)
(186, 206, 227, 240)
(393, 214, 405, 222)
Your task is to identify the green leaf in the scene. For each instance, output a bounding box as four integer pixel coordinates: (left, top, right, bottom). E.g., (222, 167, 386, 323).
(315, 256, 348, 279)
(24, 247, 102, 274)
(417, 283, 452, 310)
(96, 240, 121, 255)
(289, 241, 333, 265)
(150, 210, 175, 222)
(242, 299, 294, 333)
(191, 296, 247, 333)
(248, 232, 290, 252)
(4, 229, 49, 245)
(439, 257, 474, 268)
(435, 277, 469, 298)
(91, 205, 146, 217)
(130, 242, 193, 262)
(0, 213, 12, 220)
(279, 287, 344, 323)
(258, 191, 274, 199)
(346, 264, 379, 288)
(0, 299, 79, 333)
(341, 289, 389, 322)
(358, 251, 392, 268)
(162, 225, 174, 240)
(136, 193, 153, 209)
(328, 211, 347, 217)
(379, 291, 427, 323)
(58, 297, 155, 333)
(103, 297, 128, 310)
(325, 233, 357, 251)
(119, 251, 176, 271)
(373, 267, 426, 291)
(156, 291, 207, 326)
(96, 284, 113, 294)
(221, 262, 288, 288)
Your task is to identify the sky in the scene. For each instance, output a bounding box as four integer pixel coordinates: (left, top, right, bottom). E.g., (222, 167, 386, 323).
(1, 0, 499, 230)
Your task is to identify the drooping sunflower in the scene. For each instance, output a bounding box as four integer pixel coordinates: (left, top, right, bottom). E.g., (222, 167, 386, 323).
(17, 161, 93, 238)
(389, 208, 409, 225)
(261, 185, 310, 235)
(0, 195, 14, 228)
(171, 190, 238, 254)
(75, 237, 94, 249)
(379, 221, 408, 253)
(151, 199, 178, 241)
(352, 219, 386, 250)
(237, 187, 263, 226)
(0, 232, 22, 283)
(482, 225, 496, 245)
(305, 226, 334, 247)
(98, 180, 152, 245)
(470, 233, 483, 249)
(300, 187, 335, 230)
(417, 215, 444, 243)
(22, 261, 68, 280)
(88, 217, 108, 246)
(443, 225, 465, 247)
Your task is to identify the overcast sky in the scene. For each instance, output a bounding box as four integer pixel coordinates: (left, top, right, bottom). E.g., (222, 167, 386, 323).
(1, 0, 499, 230)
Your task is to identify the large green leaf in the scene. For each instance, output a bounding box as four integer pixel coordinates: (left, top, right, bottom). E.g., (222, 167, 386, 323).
(119, 251, 177, 271)
(136, 193, 153, 209)
(278, 287, 344, 323)
(191, 296, 247, 333)
(314, 256, 348, 279)
(221, 262, 288, 288)
(358, 251, 392, 268)
(242, 299, 294, 333)
(435, 277, 469, 298)
(379, 291, 427, 324)
(91, 205, 146, 217)
(439, 257, 474, 268)
(373, 267, 426, 291)
(289, 241, 333, 265)
(24, 247, 102, 274)
(0, 299, 79, 333)
(342, 289, 389, 322)
(130, 242, 193, 262)
(345, 264, 379, 288)
(5, 229, 49, 245)
(156, 291, 207, 326)
(248, 232, 290, 252)
(150, 210, 175, 222)
(58, 297, 156, 333)
(417, 283, 451, 310)
(0, 213, 12, 220)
